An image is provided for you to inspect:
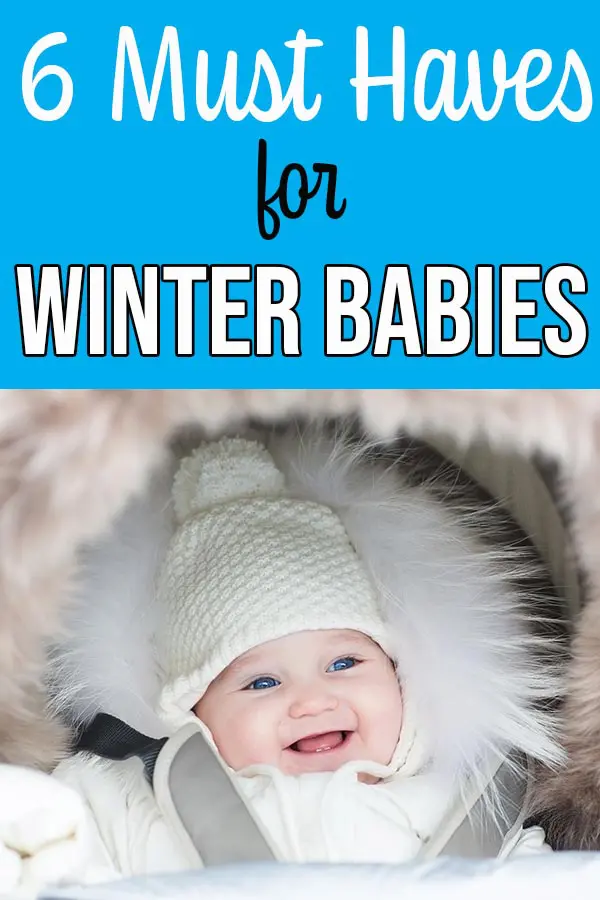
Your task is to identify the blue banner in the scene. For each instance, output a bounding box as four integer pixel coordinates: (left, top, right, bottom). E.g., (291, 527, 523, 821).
(0, 0, 596, 386)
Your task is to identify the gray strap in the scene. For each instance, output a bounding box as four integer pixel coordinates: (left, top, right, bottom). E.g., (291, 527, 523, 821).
(153, 727, 277, 866)
(424, 755, 528, 859)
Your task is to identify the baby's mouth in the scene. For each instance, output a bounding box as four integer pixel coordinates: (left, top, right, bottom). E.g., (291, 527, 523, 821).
(288, 730, 352, 754)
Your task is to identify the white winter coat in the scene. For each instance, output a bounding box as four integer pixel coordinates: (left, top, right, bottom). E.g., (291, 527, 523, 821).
(0, 720, 549, 898)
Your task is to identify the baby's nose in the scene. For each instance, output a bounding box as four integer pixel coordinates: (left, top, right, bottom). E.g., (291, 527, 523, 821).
(288, 691, 339, 719)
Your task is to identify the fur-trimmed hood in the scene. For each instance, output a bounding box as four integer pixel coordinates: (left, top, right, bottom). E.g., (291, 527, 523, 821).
(48, 421, 566, 792)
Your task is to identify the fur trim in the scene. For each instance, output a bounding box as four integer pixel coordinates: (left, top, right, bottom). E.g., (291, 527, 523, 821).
(267, 425, 566, 781)
(527, 453, 600, 849)
(49, 422, 566, 803)
(48, 457, 177, 738)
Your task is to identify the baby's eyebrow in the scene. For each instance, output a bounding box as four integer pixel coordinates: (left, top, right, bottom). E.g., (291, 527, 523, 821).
(328, 637, 373, 652)
(226, 652, 263, 677)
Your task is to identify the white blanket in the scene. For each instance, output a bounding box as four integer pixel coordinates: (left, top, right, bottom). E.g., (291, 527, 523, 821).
(40, 854, 600, 900)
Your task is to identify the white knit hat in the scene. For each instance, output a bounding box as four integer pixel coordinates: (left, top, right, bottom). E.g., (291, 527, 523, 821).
(156, 436, 393, 730)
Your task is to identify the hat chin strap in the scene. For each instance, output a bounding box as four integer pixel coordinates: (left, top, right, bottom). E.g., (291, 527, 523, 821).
(75, 714, 528, 866)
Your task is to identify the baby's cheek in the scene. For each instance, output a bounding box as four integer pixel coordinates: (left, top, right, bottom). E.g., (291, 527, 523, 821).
(197, 704, 249, 769)
(245, 718, 279, 766)
(221, 712, 274, 769)
(206, 718, 239, 768)
(367, 681, 403, 763)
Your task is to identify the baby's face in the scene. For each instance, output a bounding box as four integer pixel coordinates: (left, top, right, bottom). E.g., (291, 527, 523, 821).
(194, 629, 403, 775)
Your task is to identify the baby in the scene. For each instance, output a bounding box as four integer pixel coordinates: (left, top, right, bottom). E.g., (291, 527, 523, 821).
(194, 628, 403, 781)
(149, 434, 558, 866)
(0, 430, 561, 895)
(145, 435, 442, 864)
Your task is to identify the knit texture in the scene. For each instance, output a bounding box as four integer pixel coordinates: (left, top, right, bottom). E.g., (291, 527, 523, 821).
(156, 438, 391, 729)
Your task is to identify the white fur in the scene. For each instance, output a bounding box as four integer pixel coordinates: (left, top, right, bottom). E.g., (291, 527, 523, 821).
(267, 426, 564, 789)
(49, 424, 564, 793)
(49, 459, 177, 738)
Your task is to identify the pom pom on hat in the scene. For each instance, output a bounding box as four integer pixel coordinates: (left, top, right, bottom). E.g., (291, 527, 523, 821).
(172, 438, 286, 524)
(156, 436, 393, 731)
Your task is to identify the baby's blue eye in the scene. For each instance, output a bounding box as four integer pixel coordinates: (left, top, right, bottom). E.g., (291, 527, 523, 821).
(244, 676, 281, 691)
(328, 656, 358, 672)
